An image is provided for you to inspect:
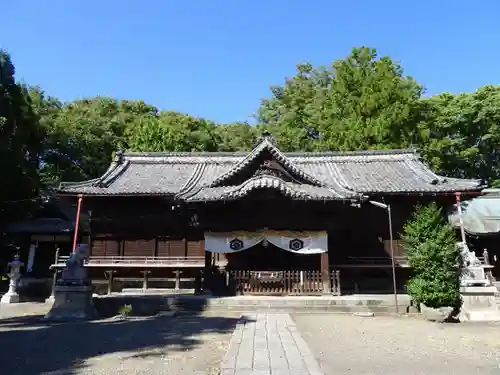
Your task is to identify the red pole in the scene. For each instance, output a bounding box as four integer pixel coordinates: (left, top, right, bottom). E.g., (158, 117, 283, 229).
(72, 194, 83, 253)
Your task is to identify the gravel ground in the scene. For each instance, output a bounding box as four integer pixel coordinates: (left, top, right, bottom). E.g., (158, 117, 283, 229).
(0, 303, 237, 375)
(294, 313, 500, 375)
(0, 301, 50, 320)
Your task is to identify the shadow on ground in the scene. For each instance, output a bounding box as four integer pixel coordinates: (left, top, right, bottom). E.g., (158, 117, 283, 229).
(0, 296, 249, 375)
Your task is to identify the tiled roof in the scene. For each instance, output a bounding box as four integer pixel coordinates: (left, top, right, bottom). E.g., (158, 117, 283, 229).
(182, 175, 351, 202)
(58, 137, 483, 200)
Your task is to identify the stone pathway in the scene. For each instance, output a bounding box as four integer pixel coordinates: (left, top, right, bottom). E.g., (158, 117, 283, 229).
(221, 313, 323, 375)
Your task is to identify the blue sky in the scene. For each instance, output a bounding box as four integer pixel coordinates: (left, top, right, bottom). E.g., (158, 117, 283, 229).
(2, 1, 499, 123)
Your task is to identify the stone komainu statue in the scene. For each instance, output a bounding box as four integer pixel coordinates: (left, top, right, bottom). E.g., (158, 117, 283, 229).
(59, 244, 90, 286)
(458, 242, 481, 267)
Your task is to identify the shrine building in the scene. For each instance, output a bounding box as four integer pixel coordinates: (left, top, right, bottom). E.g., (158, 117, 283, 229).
(55, 133, 483, 295)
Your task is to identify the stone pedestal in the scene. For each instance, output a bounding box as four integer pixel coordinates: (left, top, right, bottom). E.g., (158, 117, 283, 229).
(461, 266, 489, 286)
(1, 289, 20, 304)
(44, 295, 55, 304)
(459, 286, 500, 322)
(44, 285, 97, 321)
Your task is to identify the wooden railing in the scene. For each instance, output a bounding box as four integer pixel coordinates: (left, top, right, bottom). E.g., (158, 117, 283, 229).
(53, 256, 206, 268)
(343, 256, 409, 267)
(228, 269, 341, 296)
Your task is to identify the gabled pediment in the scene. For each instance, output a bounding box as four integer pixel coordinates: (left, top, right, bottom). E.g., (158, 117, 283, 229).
(209, 133, 324, 188)
(252, 159, 301, 183)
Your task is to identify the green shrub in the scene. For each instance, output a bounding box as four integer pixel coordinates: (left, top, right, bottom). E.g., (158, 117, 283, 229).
(401, 203, 462, 308)
(118, 304, 133, 318)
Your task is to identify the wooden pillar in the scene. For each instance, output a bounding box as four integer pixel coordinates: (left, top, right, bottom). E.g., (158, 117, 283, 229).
(105, 270, 116, 295)
(48, 247, 60, 300)
(174, 269, 183, 290)
(321, 252, 331, 294)
(194, 269, 202, 294)
(141, 270, 151, 290)
(203, 252, 213, 294)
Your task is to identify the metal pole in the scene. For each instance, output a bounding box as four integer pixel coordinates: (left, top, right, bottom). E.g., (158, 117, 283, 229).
(388, 205, 399, 313)
(72, 194, 83, 253)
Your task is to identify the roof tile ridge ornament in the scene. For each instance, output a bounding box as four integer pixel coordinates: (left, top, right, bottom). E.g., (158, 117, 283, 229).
(257, 131, 277, 146)
(209, 131, 325, 188)
(114, 149, 125, 164)
(92, 149, 127, 188)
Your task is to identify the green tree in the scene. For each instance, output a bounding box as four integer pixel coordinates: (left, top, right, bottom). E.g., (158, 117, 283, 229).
(0, 50, 42, 223)
(214, 122, 258, 151)
(26, 86, 62, 186)
(126, 111, 220, 152)
(402, 203, 461, 308)
(417, 86, 500, 186)
(41, 97, 127, 185)
(257, 47, 423, 152)
(258, 61, 328, 151)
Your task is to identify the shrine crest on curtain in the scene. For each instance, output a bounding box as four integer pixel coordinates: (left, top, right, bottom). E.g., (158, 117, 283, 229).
(204, 230, 328, 254)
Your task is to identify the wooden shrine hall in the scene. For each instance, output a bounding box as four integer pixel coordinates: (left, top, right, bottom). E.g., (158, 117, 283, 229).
(55, 132, 483, 295)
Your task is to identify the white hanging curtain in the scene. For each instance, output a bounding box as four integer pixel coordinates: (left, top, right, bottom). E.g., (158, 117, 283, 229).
(27, 243, 37, 273)
(266, 230, 328, 254)
(204, 231, 264, 253)
(204, 230, 328, 254)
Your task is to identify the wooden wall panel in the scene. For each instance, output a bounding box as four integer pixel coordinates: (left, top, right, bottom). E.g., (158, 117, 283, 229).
(140, 240, 156, 256)
(104, 240, 120, 256)
(91, 238, 120, 257)
(187, 240, 204, 257)
(156, 239, 169, 257)
(156, 238, 188, 257)
(91, 239, 106, 257)
(123, 239, 155, 257)
(169, 239, 187, 257)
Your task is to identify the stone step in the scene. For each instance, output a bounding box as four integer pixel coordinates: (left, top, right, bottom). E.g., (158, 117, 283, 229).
(93, 294, 415, 316)
(120, 288, 195, 295)
(166, 295, 414, 315)
(460, 309, 500, 322)
(193, 305, 413, 314)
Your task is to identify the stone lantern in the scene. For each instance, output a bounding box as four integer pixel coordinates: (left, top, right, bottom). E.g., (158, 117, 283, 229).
(1, 254, 24, 304)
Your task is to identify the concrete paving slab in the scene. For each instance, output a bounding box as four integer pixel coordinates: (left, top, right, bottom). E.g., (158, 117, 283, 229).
(221, 312, 324, 375)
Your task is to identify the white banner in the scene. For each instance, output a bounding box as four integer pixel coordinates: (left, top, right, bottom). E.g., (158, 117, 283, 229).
(204, 231, 264, 253)
(27, 243, 37, 273)
(204, 230, 328, 254)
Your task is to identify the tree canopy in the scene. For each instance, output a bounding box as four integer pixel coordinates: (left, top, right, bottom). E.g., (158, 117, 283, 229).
(258, 47, 423, 152)
(1, 46, 499, 224)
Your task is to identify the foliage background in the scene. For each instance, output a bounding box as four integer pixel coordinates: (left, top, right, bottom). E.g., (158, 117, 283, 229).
(2, 46, 499, 224)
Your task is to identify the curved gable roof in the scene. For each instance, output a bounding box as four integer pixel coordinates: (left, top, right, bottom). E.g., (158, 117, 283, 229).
(209, 134, 325, 188)
(58, 140, 483, 199)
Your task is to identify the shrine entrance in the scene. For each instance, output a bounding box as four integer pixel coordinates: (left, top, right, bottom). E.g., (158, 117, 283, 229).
(225, 242, 319, 270)
(204, 230, 338, 295)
